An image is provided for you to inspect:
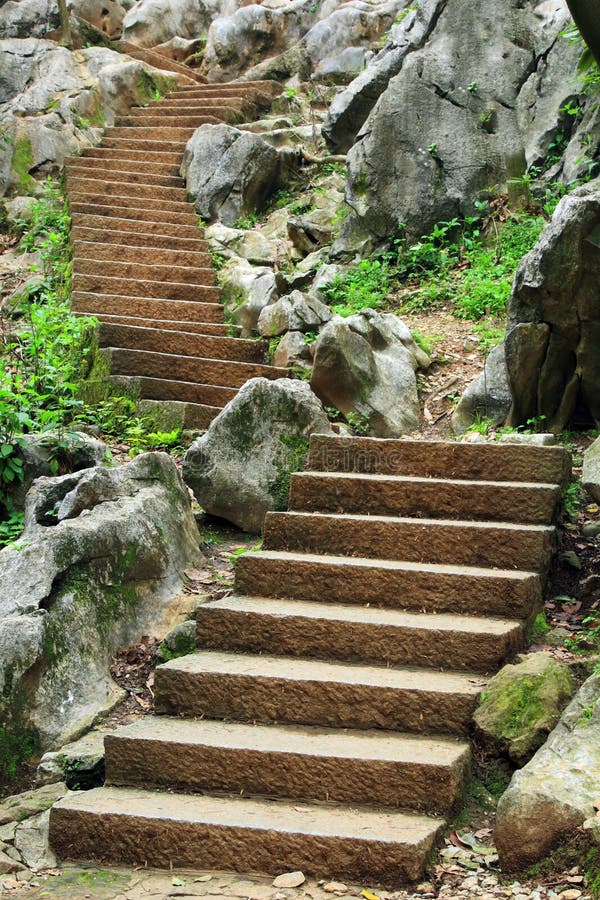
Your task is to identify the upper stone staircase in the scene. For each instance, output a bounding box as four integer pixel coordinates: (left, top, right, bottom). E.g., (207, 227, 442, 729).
(64, 73, 284, 429)
(50, 435, 570, 886)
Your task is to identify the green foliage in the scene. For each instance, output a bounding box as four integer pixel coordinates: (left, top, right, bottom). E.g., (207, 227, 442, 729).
(346, 411, 371, 435)
(0, 726, 38, 783)
(321, 258, 391, 316)
(529, 611, 551, 642)
(564, 480, 585, 519)
(466, 413, 494, 435)
(566, 612, 600, 654)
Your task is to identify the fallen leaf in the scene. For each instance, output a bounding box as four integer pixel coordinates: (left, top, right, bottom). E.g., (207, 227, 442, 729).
(172, 877, 186, 886)
(362, 890, 381, 900)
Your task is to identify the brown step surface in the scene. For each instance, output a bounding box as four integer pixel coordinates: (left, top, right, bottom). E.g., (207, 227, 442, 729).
(102, 137, 188, 152)
(154, 651, 484, 735)
(50, 786, 444, 884)
(72, 225, 207, 252)
(66, 165, 184, 188)
(83, 147, 183, 164)
(235, 550, 540, 619)
(69, 187, 190, 211)
(104, 125, 216, 141)
(69, 195, 194, 217)
(308, 435, 571, 485)
(148, 98, 256, 115)
(71, 292, 222, 323)
(98, 323, 265, 364)
(264, 511, 555, 570)
(89, 314, 233, 336)
(66, 156, 180, 177)
(75, 258, 216, 286)
(290, 471, 560, 525)
(120, 110, 241, 126)
(71, 213, 202, 237)
(196, 596, 523, 674)
(108, 375, 237, 407)
(73, 274, 220, 302)
(104, 348, 288, 388)
(105, 717, 470, 814)
(72, 240, 211, 268)
(117, 41, 206, 83)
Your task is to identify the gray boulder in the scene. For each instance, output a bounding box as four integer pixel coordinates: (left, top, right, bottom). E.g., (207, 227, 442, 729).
(495, 671, 600, 870)
(220, 258, 279, 337)
(583, 436, 600, 503)
(505, 180, 600, 432)
(335, 0, 571, 250)
(452, 343, 512, 434)
(273, 331, 313, 371)
(257, 290, 331, 337)
(0, 453, 201, 750)
(473, 653, 574, 767)
(182, 124, 281, 226)
(0, 0, 60, 40)
(122, 0, 222, 48)
(310, 309, 428, 437)
(183, 378, 333, 533)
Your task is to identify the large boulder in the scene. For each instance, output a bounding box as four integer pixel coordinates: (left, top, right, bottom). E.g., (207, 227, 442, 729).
(219, 258, 279, 337)
(0, 453, 200, 751)
(183, 378, 334, 533)
(257, 290, 331, 337)
(182, 124, 281, 226)
(122, 0, 221, 49)
(495, 671, 600, 870)
(473, 653, 575, 767)
(505, 180, 600, 431)
(0, 39, 177, 197)
(452, 343, 513, 434)
(583, 435, 600, 503)
(334, 0, 575, 251)
(310, 309, 428, 437)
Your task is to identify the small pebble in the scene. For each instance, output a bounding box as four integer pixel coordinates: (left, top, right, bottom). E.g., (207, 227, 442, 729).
(323, 883, 348, 894)
(273, 872, 306, 889)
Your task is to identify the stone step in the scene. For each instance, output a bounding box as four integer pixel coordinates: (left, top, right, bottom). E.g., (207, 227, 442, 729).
(154, 651, 483, 735)
(122, 108, 241, 125)
(234, 551, 540, 619)
(102, 136, 188, 153)
(73, 274, 220, 302)
(289, 472, 560, 525)
(71, 225, 207, 253)
(72, 240, 211, 268)
(104, 125, 213, 141)
(69, 188, 191, 213)
(175, 80, 280, 98)
(263, 511, 555, 570)
(83, 147, 183, 165)
(149, 98, 256, 115)
(49, 786, 444, 884)
(117, 41, 206, 83)
(104, 717, 470, 814)
(196, 596, 523, 674)
(69, 193, 193, 215)
(308, 435, 571, 486)
(109, 375, 237, 407)
(67, 177, 188, 203)
(65, 164, 184, 188)
(71, 291, 223, 323)
(71, 212, 202, 237)
(98, 323, 266, 365)
(66, 155, 180, 177)
(90, 314, 234, 337)
(75, 258, 216, 286)
(104, 348, 288, 389)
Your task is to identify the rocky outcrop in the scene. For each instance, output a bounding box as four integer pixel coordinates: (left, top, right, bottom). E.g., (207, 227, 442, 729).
(310, 310, 429, 437)
(495, 671, 600, 870)
(0, 453, 200, 751)
(219, 258, 279, 338)
(333, 0, 578, 251)
(122, 0, 222, 49)
(183, 378, 333, 533)
(181, 124, 281, 226)
(452, 344, 513, 434)
(473, 653, 574, 767)
(257, 290, 331, 338)
(505, 179, 600, 431)
(0, 38, 177, 197)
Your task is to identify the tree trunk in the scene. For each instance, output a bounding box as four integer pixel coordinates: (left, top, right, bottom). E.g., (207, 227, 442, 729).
(57, 0, 73, 49)
(566, 0, 600, 68)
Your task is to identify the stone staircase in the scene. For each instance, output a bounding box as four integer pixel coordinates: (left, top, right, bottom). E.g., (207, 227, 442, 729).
(50, 435, 570, 885)
(64, 75, 285, 429)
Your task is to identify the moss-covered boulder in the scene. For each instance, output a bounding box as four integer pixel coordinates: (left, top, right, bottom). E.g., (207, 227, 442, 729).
(183, 378, 333, 534)
(473, 652, 575, 766)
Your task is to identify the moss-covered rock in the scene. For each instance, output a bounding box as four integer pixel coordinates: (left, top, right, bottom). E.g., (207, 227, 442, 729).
(474, 652, 575, 766)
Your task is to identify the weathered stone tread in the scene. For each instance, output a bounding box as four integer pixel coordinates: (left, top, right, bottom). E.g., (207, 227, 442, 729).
(50, 786, 444, 883)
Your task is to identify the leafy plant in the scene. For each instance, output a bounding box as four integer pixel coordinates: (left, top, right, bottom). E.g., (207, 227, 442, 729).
(346, 411, 371, 435)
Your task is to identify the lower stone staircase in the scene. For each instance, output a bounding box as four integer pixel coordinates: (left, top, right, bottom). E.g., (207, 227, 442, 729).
(50, 435, 570, 885)
(65, 76, 285, 429)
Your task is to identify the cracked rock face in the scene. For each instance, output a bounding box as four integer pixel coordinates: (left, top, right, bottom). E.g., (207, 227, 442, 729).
(334, 0, 574, 250)
(505, 179, 600, 431)
(0, 453, 200, 751)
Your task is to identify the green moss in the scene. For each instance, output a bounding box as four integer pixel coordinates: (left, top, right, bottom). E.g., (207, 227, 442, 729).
(12, 136, 35, 194)
(528, 611, 551, 642)
(136, 71, 177, 105)
(0, 725, 39, 784)
(269, 433, 309, 511)
(354, 170, 368, 196)
(496, 676, 546, 738)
